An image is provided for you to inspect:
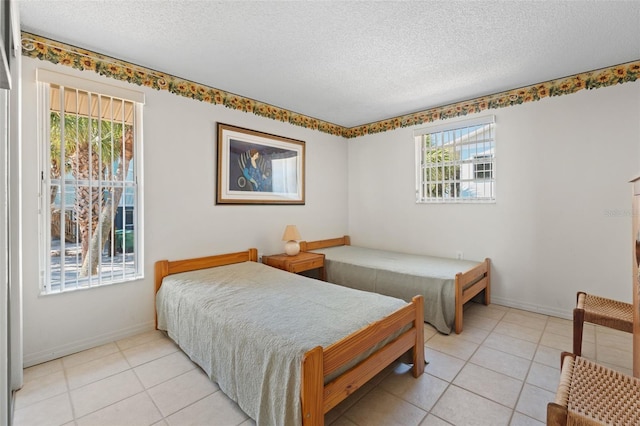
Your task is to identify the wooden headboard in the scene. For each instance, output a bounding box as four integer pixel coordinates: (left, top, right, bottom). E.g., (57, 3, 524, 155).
(154, 248, 258, 293)
(299, 235, 350, 252)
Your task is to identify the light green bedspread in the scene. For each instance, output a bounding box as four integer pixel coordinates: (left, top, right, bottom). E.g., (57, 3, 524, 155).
(312, 245, 481, 334)
(156, 260, 406, 426)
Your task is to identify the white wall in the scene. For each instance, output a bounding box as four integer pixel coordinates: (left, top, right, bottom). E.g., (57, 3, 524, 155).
(20, 57, 348, 366)
(348, 82, 640, 319)
(19, 53, 640, 365)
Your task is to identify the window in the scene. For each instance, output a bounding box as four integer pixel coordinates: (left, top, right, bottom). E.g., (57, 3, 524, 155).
(37, 70, 144, 294)
(474, 154, 493, 180)
(415, 116, 495, 203)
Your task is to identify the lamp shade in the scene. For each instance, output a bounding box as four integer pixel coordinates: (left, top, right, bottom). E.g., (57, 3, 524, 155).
(282, 225, 301, 256)
(282, 225, 301, 241)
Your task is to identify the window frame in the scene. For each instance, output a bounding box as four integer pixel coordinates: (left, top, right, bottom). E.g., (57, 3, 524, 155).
(37, 69, 145, 294)
(415, 115, 496, 204)
(473, 154, 494, 180)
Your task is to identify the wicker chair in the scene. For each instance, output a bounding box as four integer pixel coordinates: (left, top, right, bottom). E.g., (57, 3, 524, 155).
(572, 291, 633, 356)
(547, 352, 640, 425)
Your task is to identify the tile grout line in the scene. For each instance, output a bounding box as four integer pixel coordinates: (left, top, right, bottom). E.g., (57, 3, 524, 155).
(121, 340, 168, 426)
(456, 309, 530, 422)
(507, 312, 551, 425)
(418, 307, 504, 425)
(429, 306, 556, 424)
(70, 342, 137, 424)
(68, 333, 174, 424)
(61, 358, 78, 425)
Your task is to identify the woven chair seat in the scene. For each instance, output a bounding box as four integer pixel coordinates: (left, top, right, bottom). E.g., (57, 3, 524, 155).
(581, 293, 633, 331)
(548, 353, 640, 425)
(573, 292, 632, 356)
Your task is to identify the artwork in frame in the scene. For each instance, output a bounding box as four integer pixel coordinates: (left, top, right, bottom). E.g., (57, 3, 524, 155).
(216, 123, 305, 204)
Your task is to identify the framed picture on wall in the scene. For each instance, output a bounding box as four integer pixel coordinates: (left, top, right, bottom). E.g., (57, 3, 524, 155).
(216, 123, 306, 204)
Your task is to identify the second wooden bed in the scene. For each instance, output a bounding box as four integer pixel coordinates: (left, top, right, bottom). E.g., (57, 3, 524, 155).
(300, 236, 491, 334)
(155, 248, 424, 425)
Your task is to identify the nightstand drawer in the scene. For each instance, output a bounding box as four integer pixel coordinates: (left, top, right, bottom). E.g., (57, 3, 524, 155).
(291, 257, 324, 273)
(262, 252, 326, 280)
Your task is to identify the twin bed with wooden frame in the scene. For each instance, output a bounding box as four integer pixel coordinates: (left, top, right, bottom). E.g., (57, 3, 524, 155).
(300, 236, 491, 334)
(154, 248, 425, 426)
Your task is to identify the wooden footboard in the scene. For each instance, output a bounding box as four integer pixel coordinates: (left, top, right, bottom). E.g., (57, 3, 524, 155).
(300, 236, 492, 335)
(155, 247, 424, 426)
(454, 258, 491, 334)
(301, 295, 424, 425)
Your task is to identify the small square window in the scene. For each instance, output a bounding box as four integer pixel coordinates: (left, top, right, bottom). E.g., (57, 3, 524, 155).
(474, 154, 494, 180)
(415, 116, 495, 203)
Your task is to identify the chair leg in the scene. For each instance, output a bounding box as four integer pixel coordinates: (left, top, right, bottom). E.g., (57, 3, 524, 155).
(573, 307, 585, 356)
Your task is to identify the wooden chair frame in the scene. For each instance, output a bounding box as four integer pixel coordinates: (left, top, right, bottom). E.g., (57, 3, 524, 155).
(572, 291, 633, 356)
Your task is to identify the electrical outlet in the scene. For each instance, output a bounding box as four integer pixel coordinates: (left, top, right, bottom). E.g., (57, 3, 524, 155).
(456, 251, 463, 260)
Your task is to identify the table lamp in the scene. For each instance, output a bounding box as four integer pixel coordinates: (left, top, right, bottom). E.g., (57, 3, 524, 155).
(282, 225, 301, 256)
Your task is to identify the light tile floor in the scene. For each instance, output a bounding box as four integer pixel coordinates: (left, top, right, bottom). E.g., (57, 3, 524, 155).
(12, 302, 633, 426)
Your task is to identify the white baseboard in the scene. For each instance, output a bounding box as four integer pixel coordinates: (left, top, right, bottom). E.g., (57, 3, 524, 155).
(22, 300, 571, 367)
(490, 296, 572, 321)
(23, 321, 156, 368)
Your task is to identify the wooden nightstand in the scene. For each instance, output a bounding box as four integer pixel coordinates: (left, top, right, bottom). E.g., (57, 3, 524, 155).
(262, 252, 326, 281)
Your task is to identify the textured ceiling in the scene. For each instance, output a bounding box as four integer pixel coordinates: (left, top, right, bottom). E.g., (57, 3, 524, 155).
(17, 0, 640, 128)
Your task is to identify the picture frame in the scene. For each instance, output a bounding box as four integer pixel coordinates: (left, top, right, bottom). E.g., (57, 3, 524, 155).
(216, 123, 305, 204)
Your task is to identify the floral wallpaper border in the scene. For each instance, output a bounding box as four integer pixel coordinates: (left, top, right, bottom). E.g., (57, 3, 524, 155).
(21, 32, 640, 139)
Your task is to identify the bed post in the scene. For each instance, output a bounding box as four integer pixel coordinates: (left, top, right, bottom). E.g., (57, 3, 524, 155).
(301, 346, 324, 426)
(454, 272, 464, 334)
(155, 260, 169, 294)
(343, 235, 350, 245)
(412, 295, 425, 377)
(248, 248, 258, 262)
